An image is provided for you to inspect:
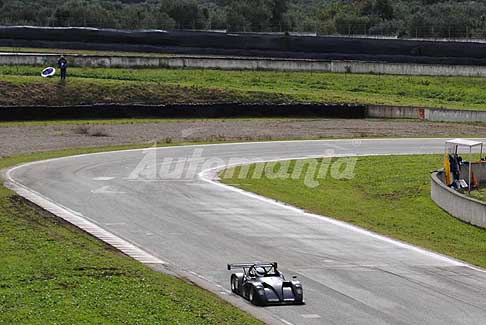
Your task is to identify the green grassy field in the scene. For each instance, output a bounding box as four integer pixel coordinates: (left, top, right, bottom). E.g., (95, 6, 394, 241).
(0, 144, 261, 325)
(221, 155, 486, 268)
(2, 66, 486, 110)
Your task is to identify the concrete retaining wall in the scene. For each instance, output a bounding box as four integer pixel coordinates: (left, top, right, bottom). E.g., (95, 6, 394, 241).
(368, 105, 486, 123)
(3, 53, 486, 76)
(425, 108, 486, 123)
(330, 60, 486, 76)
(431, 165, 486, 229)
(367, 105, 422, 119)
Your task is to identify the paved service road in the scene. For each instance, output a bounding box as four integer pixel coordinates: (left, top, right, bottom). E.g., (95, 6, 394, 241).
(6, 139, 486, 324)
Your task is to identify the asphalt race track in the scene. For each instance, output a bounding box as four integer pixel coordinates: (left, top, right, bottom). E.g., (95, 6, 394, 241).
(5, 139, 486, 324)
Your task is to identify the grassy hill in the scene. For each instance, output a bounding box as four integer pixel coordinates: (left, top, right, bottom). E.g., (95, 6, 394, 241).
(2, 66, 486, 111)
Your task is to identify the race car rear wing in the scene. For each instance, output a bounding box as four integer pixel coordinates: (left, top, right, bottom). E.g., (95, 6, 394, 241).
(227, 262, 277, 270)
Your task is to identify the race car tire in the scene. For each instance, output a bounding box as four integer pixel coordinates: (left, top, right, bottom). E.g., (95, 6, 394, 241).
(231, 275, 239, 294)
(249, 287, 255, 303)
(249, 287, 261, 306)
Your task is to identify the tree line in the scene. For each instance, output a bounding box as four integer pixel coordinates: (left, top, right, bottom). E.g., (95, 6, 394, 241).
(1, 0, 486, 38)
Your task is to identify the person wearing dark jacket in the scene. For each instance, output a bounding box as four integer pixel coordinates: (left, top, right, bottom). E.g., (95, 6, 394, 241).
(58, 55, 68, 80)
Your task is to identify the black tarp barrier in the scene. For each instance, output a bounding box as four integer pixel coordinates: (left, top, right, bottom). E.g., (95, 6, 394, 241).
(2, 26, 486, 65)
(0, 103, 366, 121)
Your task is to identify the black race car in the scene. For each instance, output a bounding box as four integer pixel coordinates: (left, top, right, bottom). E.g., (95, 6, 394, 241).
(227, 262, 304, 306)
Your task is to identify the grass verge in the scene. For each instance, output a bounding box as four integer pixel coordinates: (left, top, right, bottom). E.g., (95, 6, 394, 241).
(221, 155, 486, 268)
(2, 66, 486, 110)
(0, 73, 290, 106)
(469, 188, 486, 202)
(0, 143, 261, 324)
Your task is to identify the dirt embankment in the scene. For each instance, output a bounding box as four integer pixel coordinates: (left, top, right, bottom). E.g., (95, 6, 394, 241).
(2, 119, 486, 157)
(0, 80, 290, 106)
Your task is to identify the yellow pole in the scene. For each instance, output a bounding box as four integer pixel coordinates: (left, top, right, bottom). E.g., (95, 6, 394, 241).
(444, 152, 452, 186)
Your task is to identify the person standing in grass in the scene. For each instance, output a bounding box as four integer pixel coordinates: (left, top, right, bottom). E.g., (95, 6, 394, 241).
(57, 55, 68, 80)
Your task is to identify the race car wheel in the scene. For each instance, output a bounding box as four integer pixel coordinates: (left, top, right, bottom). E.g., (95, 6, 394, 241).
(231, 275, 239, 294)
(249, 287, 259, 305)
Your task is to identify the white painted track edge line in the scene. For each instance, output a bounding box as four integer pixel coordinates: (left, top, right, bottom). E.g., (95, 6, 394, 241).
(4, 176, 165, 265)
